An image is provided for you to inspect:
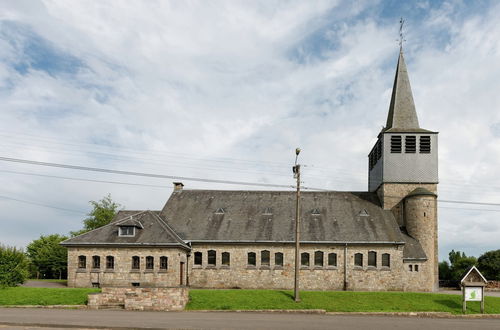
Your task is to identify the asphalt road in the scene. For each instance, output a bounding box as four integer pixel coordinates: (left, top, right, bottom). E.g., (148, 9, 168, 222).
(0, 309, 499, 330)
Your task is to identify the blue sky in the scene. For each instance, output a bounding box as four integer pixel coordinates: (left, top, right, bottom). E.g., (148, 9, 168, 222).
(0, 0, 499, 262)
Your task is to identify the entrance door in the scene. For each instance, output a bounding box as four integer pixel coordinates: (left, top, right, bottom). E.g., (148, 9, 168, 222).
(180, 262, 185, 286)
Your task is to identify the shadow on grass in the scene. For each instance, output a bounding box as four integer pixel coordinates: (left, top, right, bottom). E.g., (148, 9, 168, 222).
(277, 290, 295, 300)
(434, 299, 461, 310)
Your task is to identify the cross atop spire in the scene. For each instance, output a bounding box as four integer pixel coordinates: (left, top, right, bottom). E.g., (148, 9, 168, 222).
(398, 17, 406, 51)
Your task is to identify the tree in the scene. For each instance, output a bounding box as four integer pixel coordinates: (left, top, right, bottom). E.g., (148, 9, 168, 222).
(439, 260, 451, 280)
(448, 249, 477, 284)
(477, 249, 500, 281)
(70, 194, 121, 237)
(26, 234, 68, 279)
(0, 245, 29, 287)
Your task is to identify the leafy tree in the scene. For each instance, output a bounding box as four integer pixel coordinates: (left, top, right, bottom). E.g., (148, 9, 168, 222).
(26, 234, 68, 279)
(447, 249, 477, 284)
(477, 249, 500, 281)
(70, 194, 121, 237)
(439, 260, 451, 280)
(0, 245, 29, 287)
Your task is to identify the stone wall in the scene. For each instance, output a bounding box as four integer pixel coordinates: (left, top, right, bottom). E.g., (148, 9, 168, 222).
(67, 247, 188, 288)
(88, 286, 189, 311)
(188, 243, 416, 291)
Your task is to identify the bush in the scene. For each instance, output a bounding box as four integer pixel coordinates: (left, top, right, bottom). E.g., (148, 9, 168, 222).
(0, 245, 29, 287)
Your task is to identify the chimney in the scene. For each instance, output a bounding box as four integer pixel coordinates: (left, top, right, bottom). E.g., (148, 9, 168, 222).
(173, 182, 184, 192)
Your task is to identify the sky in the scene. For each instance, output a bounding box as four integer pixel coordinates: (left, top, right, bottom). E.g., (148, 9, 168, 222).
(0, 0, 499, 261)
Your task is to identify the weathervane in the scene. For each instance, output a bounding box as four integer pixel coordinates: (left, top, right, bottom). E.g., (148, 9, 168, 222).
(398, 17, 406, 51)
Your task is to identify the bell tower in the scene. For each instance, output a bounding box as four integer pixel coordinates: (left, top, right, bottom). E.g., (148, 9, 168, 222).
(367, 48, 439, 291)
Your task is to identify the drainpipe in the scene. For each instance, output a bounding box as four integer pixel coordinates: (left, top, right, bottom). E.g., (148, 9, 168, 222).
(343, 243, 348, 291)
(186, 242, 191, 287)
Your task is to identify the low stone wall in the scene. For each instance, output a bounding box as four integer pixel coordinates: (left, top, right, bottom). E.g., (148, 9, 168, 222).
(487, 281, 500, 290)
(88, 286, 189, 311)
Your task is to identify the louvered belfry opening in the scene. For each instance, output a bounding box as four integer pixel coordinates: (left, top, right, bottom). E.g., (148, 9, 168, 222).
(390, 135, 402, 153)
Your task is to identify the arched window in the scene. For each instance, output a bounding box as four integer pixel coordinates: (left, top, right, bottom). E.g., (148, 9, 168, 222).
(368, 251, 377, 267)
(106, 256, 114, 269)
(160, 256, 168, 270)
(382, 253, 390, 268)
(78, 256, 86, 269)
(314, 251, 324, 267)
(274, 252, 284, 267)
(222, 252, 230, 266)
(261, 250, 270, 266)
(354, 253, 363, 267)
(92, 256, 100, 269)
(132, 256, 140, 270)
(301, 252, 310, 267)
(146, 256, 154, 269)
(328, 253, 337, 267)
(247, 252, 256, 266)
(207, 250, 216, 266)
(194, 252, 202, 265)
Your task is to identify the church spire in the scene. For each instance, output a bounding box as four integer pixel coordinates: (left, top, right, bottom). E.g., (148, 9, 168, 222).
(385, 48, 420, 130)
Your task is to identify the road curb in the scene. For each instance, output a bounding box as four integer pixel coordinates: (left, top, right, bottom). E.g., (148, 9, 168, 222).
(191, 309, 326, 314)
(326, 312, 500, 318)
(0, 305, 87, 309)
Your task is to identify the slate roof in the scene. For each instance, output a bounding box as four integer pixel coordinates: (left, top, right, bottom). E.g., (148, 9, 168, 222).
(160, 190, 405, 244)
(384, 50, 421, 131)
(61, 210, 189, 249)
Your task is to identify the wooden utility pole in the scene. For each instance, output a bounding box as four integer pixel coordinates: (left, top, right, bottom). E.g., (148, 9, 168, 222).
(293, 148, 301, 302)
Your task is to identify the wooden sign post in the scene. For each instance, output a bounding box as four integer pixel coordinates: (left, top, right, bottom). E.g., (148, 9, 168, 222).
(461, 266, 488, 314)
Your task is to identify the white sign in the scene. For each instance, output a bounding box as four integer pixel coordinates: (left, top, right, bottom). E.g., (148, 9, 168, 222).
(464, 287, 482, 301)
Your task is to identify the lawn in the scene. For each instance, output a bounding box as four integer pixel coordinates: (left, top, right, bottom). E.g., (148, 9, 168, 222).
(187, 290, 500, 314)
(28, 279, 68, 284)
(0, 287, 99, 306)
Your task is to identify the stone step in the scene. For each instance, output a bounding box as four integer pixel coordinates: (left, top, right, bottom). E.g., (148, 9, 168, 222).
(97, 303, 125, 310)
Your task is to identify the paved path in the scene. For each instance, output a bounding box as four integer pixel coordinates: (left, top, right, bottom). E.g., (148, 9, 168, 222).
(21, 281, 67, 288)
(0, 309, 499, 330)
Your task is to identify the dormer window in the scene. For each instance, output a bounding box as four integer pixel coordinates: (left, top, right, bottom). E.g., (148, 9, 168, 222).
(119, 226, 135, 237)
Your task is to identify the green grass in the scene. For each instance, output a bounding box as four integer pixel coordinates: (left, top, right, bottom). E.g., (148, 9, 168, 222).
(0, 287, 99, 305)
(187, 290, 500, 315)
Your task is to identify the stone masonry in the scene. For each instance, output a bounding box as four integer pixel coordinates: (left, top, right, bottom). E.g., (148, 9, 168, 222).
(88, 286, 189, 311)
(189, 243, 428, 291)
(67, 247, 188, 288)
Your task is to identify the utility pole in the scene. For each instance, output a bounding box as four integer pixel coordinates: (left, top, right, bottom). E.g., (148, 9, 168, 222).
(293, 148, 301, 302)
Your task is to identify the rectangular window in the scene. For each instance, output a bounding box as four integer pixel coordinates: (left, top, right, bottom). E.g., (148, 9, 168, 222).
(405, 136, 416, 153)
(314, 251, 324, 267)
(146, 256, 154, 270)
(194, 252, 202, 265)
(261, 250, 270, 266)
(132, 256, 140, 270)
(391, 136, 402, 153)
(415, 264, 419, 272)
(274, 252, 283, 267)
(354, 253, 363, 267)
(420, 136, 431, 153)
(119, 226, 135, 236)
(92, 256, 100, 269)
(106, 256, 114, 269)
(328, 253, 337, 267)
(160, 256, 168, 270)
(368, 251, 377, 267)
(207, 250, 216, 266)
(78, 256, 86, 269)
(382, 254, 390, 268)
(222, 252, 230, 266)
(247, 252, 256, 266)
(301, 252, 310, 267)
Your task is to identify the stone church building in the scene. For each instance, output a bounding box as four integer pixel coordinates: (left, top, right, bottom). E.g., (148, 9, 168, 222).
(62, 49, 439, 292)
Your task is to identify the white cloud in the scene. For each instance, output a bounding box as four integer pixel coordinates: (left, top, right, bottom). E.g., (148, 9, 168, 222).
(0, 1, 498, 261)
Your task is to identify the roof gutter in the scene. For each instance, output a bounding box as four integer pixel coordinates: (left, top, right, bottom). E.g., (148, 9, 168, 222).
(60, 242, 191, 250)
(187, 240, 405, 245)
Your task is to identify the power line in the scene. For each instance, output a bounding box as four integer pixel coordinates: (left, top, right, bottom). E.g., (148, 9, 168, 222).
(0, 194, 86, 215)
(0, 169, 169, 189)
(2, 156, 500, 208)
(0, 156, 326, 191)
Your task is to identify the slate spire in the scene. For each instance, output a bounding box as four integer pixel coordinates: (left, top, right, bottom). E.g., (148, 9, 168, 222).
(385, 49, 420, 130)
